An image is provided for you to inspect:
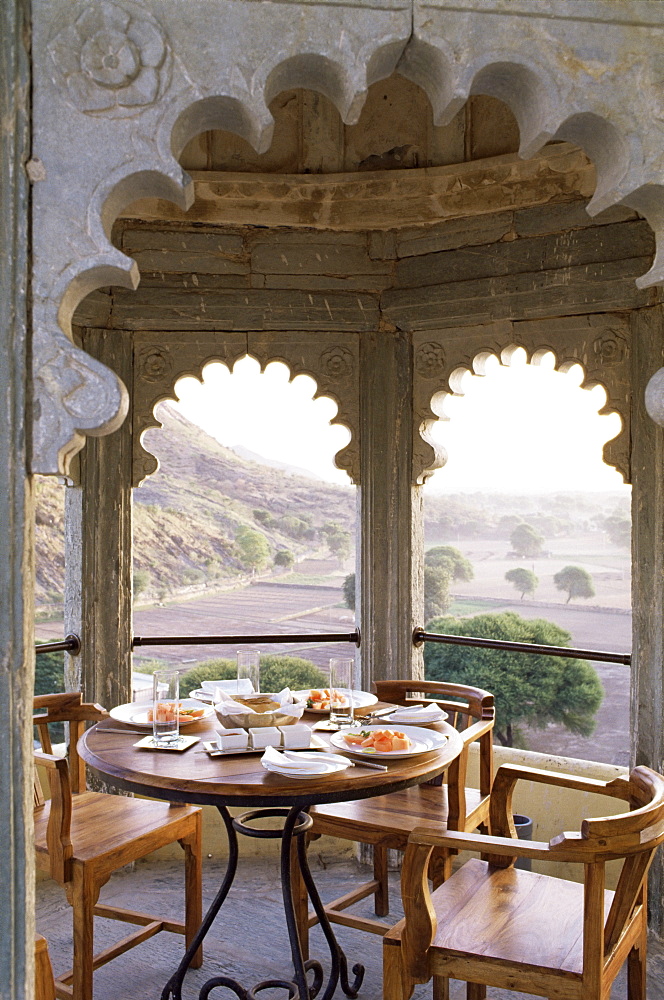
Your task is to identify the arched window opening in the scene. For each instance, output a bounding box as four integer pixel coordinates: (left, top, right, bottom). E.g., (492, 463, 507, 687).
(132, 356, 356, 682)
(422, 347, 630, 764)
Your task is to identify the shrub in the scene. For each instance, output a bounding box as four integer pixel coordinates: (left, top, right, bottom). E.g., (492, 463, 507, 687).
(180, 654, 326, 696)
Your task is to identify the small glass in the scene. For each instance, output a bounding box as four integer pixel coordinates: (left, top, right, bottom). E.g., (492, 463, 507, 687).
(237, 650, 260, 694)
(152, 669, 180, 746)
(329, 658, 354, 727)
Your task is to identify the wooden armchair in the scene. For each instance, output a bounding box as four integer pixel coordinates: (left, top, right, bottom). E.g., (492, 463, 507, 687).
(307, 680, 494, 942)
(384, 762, 664, 1000)
(34, 692, 203, 1000)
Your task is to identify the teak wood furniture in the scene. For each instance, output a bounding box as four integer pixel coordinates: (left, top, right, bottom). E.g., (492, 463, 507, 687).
(33, 692, 203, 1000)
(308, 680, 494, 940)
(77, 712, 463, 1000)
(35, 934, 56, 1000)
(384, 762, 664, 1000)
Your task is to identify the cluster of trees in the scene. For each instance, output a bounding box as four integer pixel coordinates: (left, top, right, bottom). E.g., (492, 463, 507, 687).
(342, 545, 474, 619)
(424, 611, 603, 747)
(504, 564, 595, 603)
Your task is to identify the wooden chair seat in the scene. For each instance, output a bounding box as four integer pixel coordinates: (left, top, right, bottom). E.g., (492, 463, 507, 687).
(312, 784, 485, 846)
(34, 790, 200, 866)
(424, 858, 612, 977)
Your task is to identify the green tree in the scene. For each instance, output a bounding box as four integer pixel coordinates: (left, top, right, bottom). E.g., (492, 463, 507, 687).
(35, 646, 65, 742)
(604, 515, 630, 549)
(505, 567, 538, 600)
(342, 573, 356, 611)
(180, 654, 326, 697)
(510, 523, 545, 558)
(236, 526, 270, 572)
(424, 612, 603, 747)
(424, 566, 451, 620)
(133, 568, 150, 599)
(274, 548, 295, 570)
(320, 522, 352, 566)
(554, 565, 595, 604)
(425, 545, 474, 582)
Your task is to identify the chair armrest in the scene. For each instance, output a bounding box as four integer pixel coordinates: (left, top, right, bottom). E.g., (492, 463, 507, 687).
(408, 826, 590, 864)
(489, 762, 631, 839)
(34, 752, 73, 883)
(460, 717, 493, 748)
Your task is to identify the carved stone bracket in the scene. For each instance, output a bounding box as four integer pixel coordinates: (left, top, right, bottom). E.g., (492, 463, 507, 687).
(413, 314, 632, 485)
(132, 330, 360, 487)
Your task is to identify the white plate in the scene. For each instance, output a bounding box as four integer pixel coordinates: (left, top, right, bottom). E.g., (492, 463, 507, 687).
(294, 689, 378, 713)
(109, 699, 215, 729)
(262, 751, 352, 778)
(330, 724, 448, 759)
(382, 709, 449, 726)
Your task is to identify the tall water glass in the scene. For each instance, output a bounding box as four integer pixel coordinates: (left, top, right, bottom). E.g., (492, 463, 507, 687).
(329, 658, 354, 727)
(152, 668, 180, 746)
(237, 650, 260, 694)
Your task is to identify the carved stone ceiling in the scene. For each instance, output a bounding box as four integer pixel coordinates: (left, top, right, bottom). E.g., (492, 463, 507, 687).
(31, 0, 664, 475)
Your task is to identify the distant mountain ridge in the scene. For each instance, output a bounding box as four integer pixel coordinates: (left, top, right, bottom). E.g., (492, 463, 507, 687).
(229, 444, 324, 481)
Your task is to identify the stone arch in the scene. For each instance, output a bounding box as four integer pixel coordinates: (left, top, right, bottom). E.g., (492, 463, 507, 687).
(412, 318, 631, 486)
(32, 4, 664, 474)
(131, 331, 360, 488)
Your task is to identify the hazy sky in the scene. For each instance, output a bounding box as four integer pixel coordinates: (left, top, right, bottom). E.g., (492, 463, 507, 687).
(173, 351, 629, 494)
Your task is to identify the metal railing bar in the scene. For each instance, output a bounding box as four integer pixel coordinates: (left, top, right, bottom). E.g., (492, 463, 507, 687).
(132, 629, 361, 649)
(35, 634, 81, 655)
(413, 627, 631, 666)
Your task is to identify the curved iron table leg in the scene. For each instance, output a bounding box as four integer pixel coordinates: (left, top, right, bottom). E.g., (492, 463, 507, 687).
(161, 806, 239, 1000)
(296, 827, 364, 1000)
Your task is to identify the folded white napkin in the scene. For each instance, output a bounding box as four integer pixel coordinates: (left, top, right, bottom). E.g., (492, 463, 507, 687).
(214, 686, 306, 718)
(261, 747, 351, 775)
(202, 679, 254, 697)
(390, 702, 447, 721)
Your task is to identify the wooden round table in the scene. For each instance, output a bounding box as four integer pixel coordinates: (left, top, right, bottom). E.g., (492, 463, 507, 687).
(79, 716, 463, 1000)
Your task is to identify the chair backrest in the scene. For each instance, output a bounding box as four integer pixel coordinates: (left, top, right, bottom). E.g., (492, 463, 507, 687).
(34, 691, 108, 793)
(33, 692, 108, 884)
(374, 679, 495, 830)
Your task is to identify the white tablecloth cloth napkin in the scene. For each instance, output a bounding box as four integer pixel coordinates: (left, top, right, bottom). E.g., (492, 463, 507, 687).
(387, 702, 447, 722)
(261, 745, 350, 775)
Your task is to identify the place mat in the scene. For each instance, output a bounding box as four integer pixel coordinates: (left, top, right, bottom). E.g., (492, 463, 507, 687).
(133, 734, 200, 752)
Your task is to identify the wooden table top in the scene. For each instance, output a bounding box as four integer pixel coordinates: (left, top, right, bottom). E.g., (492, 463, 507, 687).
(78, 715, 463, 808)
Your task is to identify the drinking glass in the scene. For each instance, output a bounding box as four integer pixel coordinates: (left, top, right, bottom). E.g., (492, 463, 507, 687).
(152, 669, 180, 746)
(237, 650, 260, 694)
(329, 658, 354, 727)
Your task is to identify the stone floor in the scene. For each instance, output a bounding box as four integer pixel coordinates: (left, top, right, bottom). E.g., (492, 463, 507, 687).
(36, 852, 664, 1000)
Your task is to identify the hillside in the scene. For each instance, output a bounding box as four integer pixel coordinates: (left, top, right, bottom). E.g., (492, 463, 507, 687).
(34, 402, 355, 606)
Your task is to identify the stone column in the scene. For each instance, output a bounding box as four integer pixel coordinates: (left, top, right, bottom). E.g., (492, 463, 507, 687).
(0, 0, 34, 996)
(357, 326, 424, 690)
(630, 303, 664, 937)
(64, 330, 133, 711)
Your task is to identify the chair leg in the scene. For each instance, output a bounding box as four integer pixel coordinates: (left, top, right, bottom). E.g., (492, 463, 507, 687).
(432, 975, 450, 1000)
(374, 845, 389, 916)
(291, 834, 310, 961)
(70, 866, 97, 1000)
(181, 820, 203, 969)
(466, 984, 486, 1000)
(627, 927, 647, 1000)
(383, 937, 415, 1000)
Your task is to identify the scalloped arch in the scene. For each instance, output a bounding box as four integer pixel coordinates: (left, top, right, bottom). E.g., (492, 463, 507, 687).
(131, 333, 360, 488)
(412, 320, 632, 486)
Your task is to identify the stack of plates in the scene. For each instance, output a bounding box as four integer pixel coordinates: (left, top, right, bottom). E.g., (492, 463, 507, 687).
(261, 746, 351, 779)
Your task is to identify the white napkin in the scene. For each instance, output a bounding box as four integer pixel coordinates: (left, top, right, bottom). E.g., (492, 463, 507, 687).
(202, 679, 254, 697)
(389, 702, 447, 722)
(214, 686, 306, 718)
(261, 746, 351, 776)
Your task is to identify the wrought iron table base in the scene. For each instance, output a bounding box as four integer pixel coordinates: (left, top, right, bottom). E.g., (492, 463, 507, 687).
(161, 804, 365, 1000)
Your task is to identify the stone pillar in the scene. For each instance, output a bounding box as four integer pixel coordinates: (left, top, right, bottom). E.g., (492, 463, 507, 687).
(0, 1, 34, 996)
(631, 303, 664, 937)
(64, 330, 133, 711)
(357, 326, 424, 689)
